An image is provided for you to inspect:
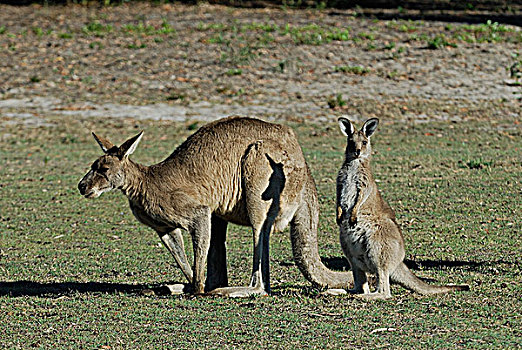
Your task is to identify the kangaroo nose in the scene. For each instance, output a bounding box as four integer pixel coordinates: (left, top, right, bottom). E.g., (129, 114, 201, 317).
(78, 181, 86, 195)
(355, 149, 360, 157)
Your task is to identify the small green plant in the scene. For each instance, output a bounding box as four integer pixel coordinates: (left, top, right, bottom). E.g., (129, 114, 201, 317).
(384, 42, 396, 50)
(386, 69, 399, 79)
(58, 32, 73, 39)
(358, 32, 375, 41)
(89, 41, 104, 49)
(509, 53, 521, 80)
(0, 26, 6, 35)
(157, 20, 175, 35)
(32, 27, 44, 36)
(83, 21, 113, 37)
(30, 76, 41, 83)
(334, 65, 370, 75)
(226, 68, 243, 76)
(122, 21, 156, 36)
(327, 93, 347, 109)
(127, 42, 147, 49)
(167, 93, 185, 101)
(463, 158, 494, 169)
(427, 35, 457, 49)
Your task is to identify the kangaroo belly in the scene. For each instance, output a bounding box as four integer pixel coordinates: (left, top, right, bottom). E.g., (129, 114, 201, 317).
(340, 220, 379, 274)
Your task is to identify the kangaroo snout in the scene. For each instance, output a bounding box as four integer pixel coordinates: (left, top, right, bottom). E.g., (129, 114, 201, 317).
(78, 180, 87, 195)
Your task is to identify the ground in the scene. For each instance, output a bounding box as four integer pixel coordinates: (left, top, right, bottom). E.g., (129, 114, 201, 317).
(0, 3, 521, 349)
(0, 3, 520, 125)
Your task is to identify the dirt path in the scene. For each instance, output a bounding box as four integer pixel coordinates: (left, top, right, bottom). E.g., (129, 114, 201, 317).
(0, 3, 520, 126)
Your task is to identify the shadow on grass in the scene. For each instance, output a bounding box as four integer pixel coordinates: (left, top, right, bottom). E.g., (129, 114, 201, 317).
(321, 256, 487, 272)
(0, 259, 497, 297)
(0, 280, 187, 297)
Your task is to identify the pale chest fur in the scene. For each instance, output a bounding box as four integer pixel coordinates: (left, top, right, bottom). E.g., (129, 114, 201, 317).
(336, 161, 361, 216)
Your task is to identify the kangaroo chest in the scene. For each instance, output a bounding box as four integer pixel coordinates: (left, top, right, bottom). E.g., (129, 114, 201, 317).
(128, 200, 177, 233)
(337, 162, 361, 214)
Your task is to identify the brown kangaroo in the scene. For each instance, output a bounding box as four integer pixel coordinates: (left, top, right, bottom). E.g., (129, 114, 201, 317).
(336, 117, 469, 299)
(78, 116, 352, 297)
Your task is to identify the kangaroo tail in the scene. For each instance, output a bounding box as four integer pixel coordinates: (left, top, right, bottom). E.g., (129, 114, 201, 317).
(290, 174, 353, 289)
(391, 262, 469, 295)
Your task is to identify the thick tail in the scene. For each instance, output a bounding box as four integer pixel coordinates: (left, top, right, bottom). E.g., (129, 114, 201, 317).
(391, 262, 469, 295)
(289, 176, 353, 289)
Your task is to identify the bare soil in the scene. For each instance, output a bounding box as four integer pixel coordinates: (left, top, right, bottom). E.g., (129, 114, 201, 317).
(0, 3, 520, 126)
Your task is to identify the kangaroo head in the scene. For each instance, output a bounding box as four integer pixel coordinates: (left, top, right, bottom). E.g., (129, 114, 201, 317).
(78, 131, 143, 198)
(338, 117, 379, 160)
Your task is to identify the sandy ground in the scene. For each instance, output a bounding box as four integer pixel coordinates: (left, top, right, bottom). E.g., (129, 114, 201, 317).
(0, 3, 520, 127)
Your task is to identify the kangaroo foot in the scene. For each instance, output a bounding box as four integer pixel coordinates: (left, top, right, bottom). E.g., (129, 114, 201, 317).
(207, 286, 268, 298)
(356, 292, 391, 300)
(321, 288, 348, 296)
(165, 283, 189, 295)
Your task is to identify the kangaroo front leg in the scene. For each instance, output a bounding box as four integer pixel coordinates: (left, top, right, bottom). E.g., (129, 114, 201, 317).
(191, 207, 212, 295)
(159, 228, 193, 283)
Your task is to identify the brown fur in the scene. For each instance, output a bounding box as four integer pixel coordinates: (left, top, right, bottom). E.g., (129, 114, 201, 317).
(336, 117, 469, 299)
(79, 116, 352, 296)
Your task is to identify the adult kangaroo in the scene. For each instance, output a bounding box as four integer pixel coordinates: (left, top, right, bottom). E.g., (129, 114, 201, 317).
(78, 116, 352, 297)
(336, 117, 469, 299)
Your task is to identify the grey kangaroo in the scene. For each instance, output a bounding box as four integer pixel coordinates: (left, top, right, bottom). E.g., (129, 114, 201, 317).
(78, 116, 352, 297)
(336, 117, 469, 299)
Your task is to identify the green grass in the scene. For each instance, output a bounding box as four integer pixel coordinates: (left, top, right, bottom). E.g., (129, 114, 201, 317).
(0, 117, 520, 348)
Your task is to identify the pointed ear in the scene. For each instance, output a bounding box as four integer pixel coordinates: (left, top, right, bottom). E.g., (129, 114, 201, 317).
(92, 132, 115, 154)
(362, 118, 379, 138)
(119, 131, 143, 158)
(338, 117, 355, 137)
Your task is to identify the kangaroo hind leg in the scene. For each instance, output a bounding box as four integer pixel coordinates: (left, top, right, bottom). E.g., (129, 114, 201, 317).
(209, 141, 284, 297)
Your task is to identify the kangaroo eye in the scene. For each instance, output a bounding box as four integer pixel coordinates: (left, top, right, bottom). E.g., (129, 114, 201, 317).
(362, 141, 368, 146)
(98, 167, 109, 174)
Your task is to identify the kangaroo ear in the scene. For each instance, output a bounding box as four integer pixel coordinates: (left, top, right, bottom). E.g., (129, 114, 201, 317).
(92, 132, 115, 154)
(119, 131, 143, 158)
(362, 118, 379, 138)
(338, 117, 355, 137)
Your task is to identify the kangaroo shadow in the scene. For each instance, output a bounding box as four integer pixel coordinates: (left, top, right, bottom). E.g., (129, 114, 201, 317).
(0, 280, 188, 298)
(321, 256, 487, 272)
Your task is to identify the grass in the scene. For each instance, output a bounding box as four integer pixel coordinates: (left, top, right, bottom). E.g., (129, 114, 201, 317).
(0, 116, 520, 348)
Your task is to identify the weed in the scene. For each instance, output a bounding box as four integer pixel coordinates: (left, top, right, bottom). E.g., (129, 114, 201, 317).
(83, 21, 113, 37)
(89, 41, 104, 49)
(463, 158, 494, 169)
(127, 42, 147, 49)
(166, 93, 185, 101)
(30, 76, 40, 83)
(32, 27, 44, 36)
(334, 65, 370, 75)
(157, 20, 175, 35)
(427, 35, 457, 49)
(358, 32, 375, 41)
(0, 26, 6, 35)
(58, 32, 73, 39)
(327, 93, 347, 109)
(386, 70, 399, 79)
(208, 33, 228, 44)
(122, 21, 156, 36)
(226, 68, 243, 76)
(81, 76, 93, 84)
(384, 42, 396, 50)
